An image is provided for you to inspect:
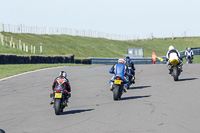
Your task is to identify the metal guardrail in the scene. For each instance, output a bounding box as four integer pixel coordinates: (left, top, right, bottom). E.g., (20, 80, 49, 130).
(91, 48, 200, 65)
(90, 57, 166, 65)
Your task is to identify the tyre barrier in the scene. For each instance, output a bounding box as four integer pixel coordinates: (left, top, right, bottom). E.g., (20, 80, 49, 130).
(0, 55, 75, 64)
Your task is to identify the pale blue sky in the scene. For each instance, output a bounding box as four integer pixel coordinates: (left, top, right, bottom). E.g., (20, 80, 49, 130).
(0, 0, 200, 38)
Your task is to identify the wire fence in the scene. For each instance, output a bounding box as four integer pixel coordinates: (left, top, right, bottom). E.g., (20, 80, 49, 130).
(0, 23, 140, 41)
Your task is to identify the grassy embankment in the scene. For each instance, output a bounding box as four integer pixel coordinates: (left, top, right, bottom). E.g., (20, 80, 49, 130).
(0, 32, 200, 79)
(1, 32, 200, 59)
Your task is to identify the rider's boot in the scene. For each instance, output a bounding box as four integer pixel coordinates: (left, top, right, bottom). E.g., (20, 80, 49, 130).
(123, 84, 128, 93)
(50, 98, 54, 105)
(63, 98, 68, 107)
(168, 65, 172, 74)
(132, 77, 135, 84)
(178, 65, 183, 72)
(110, 81, 114, 91)
(50, 93, 54, 105)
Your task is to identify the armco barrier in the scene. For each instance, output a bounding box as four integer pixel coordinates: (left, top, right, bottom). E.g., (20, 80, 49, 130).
(90, 57, 167, 65)
(91, 48, 200, 65)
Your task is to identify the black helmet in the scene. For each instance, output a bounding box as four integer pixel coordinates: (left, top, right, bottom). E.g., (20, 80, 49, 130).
(125, 56, 130, 62)
(59, 71, 67, 78)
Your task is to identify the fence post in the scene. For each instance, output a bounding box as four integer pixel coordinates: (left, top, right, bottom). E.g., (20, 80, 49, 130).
(23, 43, 26, 51)
(150, 33, 153, 40)
(34, 46, 36, 54)
(19, 40, 21, 50)
(184, 31, 186, 37)
(1, 35, 4, 46)
(13, 42, 15, 48)
(2, 24, 4, 32)
(172, 33, 174, 40)
(5, 37, 7, 46)
(40, 46, 43, 54)
(11, 36, 13, 45)
(10, 37, 13, 47)
(26, 46, 28, 52)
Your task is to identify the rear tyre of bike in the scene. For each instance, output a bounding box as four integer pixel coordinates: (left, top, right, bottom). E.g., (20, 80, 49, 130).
(54, 99, 61, 115)
(113, 85, 119, 101)
(173, 67, 179, 81)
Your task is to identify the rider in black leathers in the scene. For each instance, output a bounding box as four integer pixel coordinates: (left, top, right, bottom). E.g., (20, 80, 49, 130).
(50, 71, 71, 105)
(125, 56, 136, 83)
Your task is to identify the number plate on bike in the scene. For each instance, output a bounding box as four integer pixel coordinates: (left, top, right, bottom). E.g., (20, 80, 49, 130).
(55, 93, 62, 98)
(114, 79, 122, 84)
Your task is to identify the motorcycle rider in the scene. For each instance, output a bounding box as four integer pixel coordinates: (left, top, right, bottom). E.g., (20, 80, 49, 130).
(109, 58, 130, 92)
(50, 71, 71, 105)
(166, 46, 183, 74)
(185, 47, 194, 61)
(125, 56, 136, 84)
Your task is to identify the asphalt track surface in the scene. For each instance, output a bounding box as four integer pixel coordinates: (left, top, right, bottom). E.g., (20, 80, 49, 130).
(0, 64, 200, 133)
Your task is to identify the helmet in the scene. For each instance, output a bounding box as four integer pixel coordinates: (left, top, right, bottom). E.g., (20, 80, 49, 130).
(187, 47, 191, 51)
(118, 58, 125, 64)
(125, 56, 130, 62)
(59, 71, 67, 78)
(169, 45, 174, 51)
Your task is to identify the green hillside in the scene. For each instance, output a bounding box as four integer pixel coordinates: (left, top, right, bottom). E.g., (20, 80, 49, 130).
(1, 32, 200, 58)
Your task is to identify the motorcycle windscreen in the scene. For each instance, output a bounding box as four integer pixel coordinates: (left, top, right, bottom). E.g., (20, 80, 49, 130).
(55, 93, 62, 98)
(170, 59, 179, 66)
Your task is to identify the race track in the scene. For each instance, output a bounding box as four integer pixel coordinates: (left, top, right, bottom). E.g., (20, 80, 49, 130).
(0, 64, 200, 133)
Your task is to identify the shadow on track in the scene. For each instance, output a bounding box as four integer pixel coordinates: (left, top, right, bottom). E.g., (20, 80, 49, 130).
(179, 78, 198, 81)
(129, 86, 151, 90)
(120, 95, 151, 101)
(62, 109, 94, 115)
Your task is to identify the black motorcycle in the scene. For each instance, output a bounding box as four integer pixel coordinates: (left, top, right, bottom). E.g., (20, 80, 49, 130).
(112, 76, 125, 100)
(125, 67, 134, 89)
(186, 55, 193, 64)
(51, 88, 68, 115)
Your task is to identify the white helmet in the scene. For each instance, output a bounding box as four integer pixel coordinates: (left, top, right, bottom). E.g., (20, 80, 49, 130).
(187, 47, 191, 51)
(169, 45, 174, 51)
(118, 58, 125, 64)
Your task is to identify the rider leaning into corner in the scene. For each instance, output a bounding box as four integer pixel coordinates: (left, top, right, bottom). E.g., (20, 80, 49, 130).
(185, 47, 194, 60)
(109, 58, 130, 92)
(166, 45, 183, 74)
(125, 56, 136, 84)
(50, 71, 71, 106)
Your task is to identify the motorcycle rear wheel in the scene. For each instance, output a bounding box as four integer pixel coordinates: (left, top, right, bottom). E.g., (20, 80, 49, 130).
(54, 99, 61, 115)
(173, 67, 179, 81)
(113, 86, 120, 101)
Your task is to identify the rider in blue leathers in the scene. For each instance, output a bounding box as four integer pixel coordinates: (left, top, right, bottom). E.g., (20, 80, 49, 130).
(125, 56, 136, 83)
(109, 58, 130, 92)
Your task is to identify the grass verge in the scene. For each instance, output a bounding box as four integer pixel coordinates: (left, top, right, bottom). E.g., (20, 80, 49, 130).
(0, 63, 86, 79)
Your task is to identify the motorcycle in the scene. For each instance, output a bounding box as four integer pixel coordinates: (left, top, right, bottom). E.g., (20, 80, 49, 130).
(169, 59, 181, 81)
(126, 67, 135, 89)
(112, 76, 125, 100)
(186, 55, 193, 64)
(51, 88, 68, 115)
